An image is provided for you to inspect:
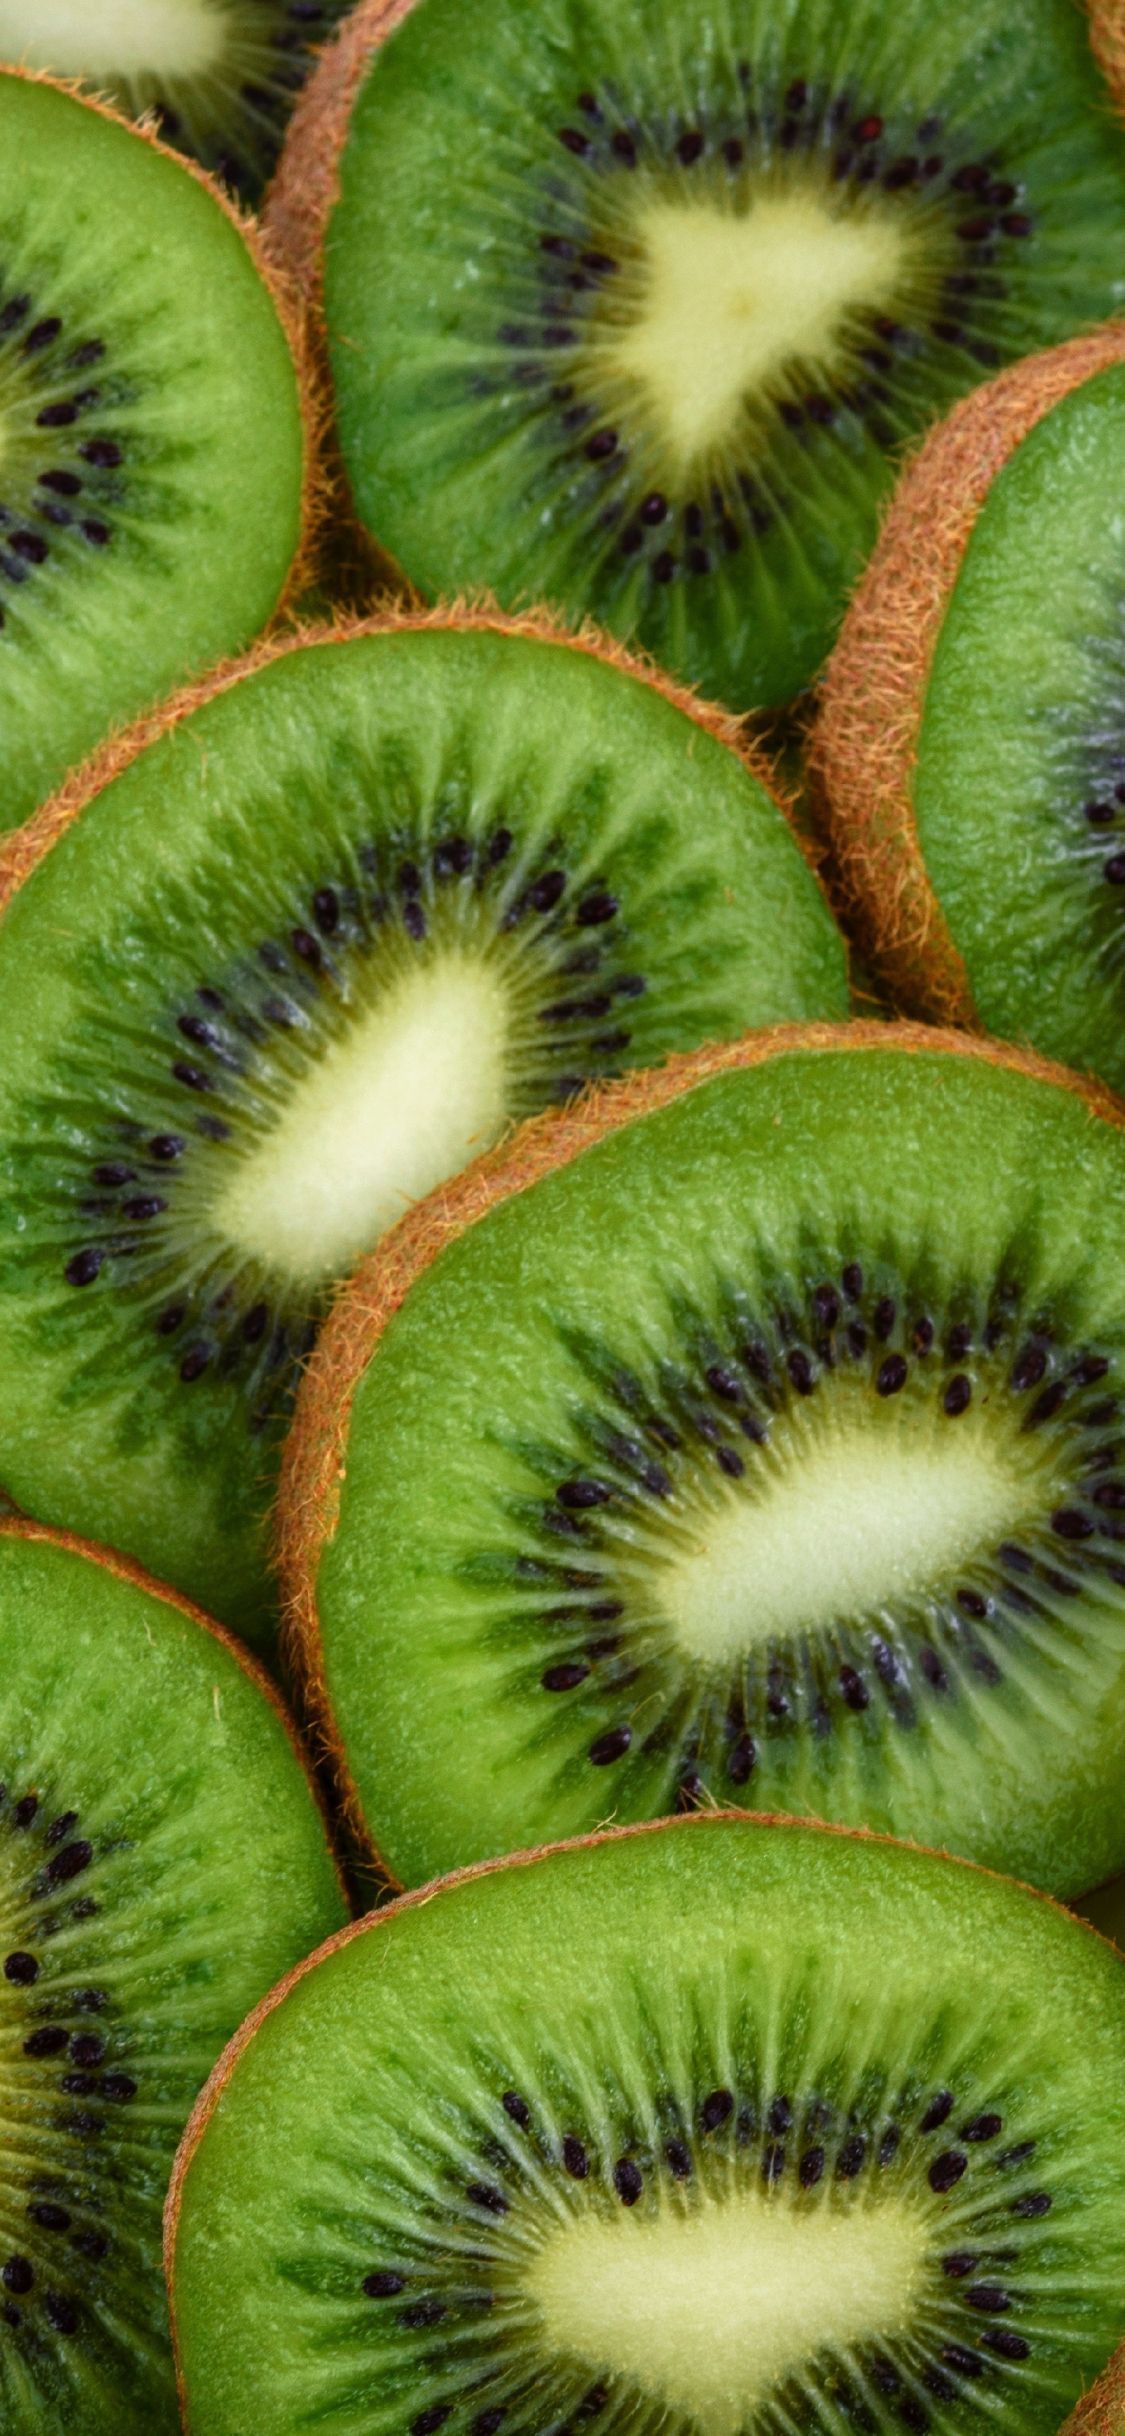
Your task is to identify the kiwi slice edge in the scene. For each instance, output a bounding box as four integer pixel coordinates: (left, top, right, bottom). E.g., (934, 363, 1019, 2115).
(165, 1808, 1125, 2436)
(810, 324, 1125, 1033)
(277, 1013, 1125, 1884)
(0, 1511, 347, 2431)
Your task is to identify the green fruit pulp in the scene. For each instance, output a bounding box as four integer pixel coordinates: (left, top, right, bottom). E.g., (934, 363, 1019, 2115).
(169, 1814, 1125, 2436)
(0, 72, 303, 837)
(313, 1041, 1125, 1893)
(0, 0, 353, 203)
(325, 0, 1125, 710)
(0, 623, 845, 1643)
(0, 1528, 345, 2434)
(913, 364, 1125, 1096)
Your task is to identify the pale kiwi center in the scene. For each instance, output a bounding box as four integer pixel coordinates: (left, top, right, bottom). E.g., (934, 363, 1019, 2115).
(607, 193, 912, 475)
(0, 0, 226, 77)
(527, 2186, 927, 2432)
(212, 952, 512, 1282)
(657, 1389, 1059, 1663)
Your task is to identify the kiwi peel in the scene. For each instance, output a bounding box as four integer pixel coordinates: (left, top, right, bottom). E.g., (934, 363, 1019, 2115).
(268, 0, 1125, 709)
(166, 1811, 1125, 2436)
(278, 1017, 1125, 1892)
(0, 67, 319, 840)
(810, 326, 1125, 1030)
(0, 1514, 346, 2432)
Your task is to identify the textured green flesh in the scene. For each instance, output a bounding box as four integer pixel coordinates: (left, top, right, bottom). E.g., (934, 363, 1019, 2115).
(315, 1044, 1125, 1893)
(0, 1530, 344, 2434)
(0, 73, 303, 837)
(0, 625, 845, 1642)
(913, 366, 1125, 1095)
(0, 1, 353, 202)
(170, 1816, 1125, 2436)
(325, 0, 1125, 710)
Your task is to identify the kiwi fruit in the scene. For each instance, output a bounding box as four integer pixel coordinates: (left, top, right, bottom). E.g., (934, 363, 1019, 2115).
(0, 70, 308, 841)
(279, 1021, 1125, 1896)
(0, 3, 354, 203)
(269, 0, 1125, 711)
(167, 1811, 1125, 2436)
(0, 609, 845, 1645)
(812, 330, 1125, 1088)
(0, 1515, 345, 2433)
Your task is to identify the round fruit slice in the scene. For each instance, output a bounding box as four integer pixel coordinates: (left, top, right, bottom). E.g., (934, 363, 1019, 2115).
(812, 331, 1125, 1091)
(0, 70, 307, 841)
(0, 611, 845, 1646)
(281, 1022, 1125, 1896)
(270, 0, 1125, 710)
(167, 1813, 1125, 2436)
(0, 1517, 345, 2435)
(0, 2, 354, 202)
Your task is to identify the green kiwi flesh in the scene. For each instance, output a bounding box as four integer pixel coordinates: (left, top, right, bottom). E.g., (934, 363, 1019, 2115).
(319, 0, 1125, 709)
(307, 1040, 1125, 1894)
(169, 1814, 1125, 2436)
(0, 621, 845, 1644)
(904, 364, 1125, 1094)
(0, 1, 353, 203)
(0, 72, 304, 837)
(0, 1523, 345, 2433)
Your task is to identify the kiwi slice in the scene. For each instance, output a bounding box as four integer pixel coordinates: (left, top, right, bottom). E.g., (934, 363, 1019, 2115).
(0, 70, 307, 841)
(0, 3, 353, 203)
(269, 0, 1125, 711)
(0, 1516, 345, 2433)
(0, 612, 845, 1645)
(168, 1812, 1125, 2436)
(280, 1023, 1125, 1896)
(812, 330, 1125, 1090)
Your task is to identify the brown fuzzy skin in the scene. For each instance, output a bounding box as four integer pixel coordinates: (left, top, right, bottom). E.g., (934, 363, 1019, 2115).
(0, 593, 781, 905)
(1063, 2351, 1125, 2436)
(163, 1802, 1123, 2422)
(1090, 0, 1125, 118)
(0, 66, 324, 628)
(0, 1515, 348, 1901)
(275, 1018, 1125, 1877)
(810, 327, 1125, 1023)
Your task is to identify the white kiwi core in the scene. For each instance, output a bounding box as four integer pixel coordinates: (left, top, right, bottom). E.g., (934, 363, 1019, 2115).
(608, 191, 911, 476)
(657, 1387, 1059, 1664)
(527, 2185, 927, 2430)
(0, 0, 227, 79)
(212, 952, 512, 1284)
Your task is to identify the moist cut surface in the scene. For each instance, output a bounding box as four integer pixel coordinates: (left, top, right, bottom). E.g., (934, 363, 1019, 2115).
(290, 1035, 1125, 1893)
(167, 1816, 1125, 2436)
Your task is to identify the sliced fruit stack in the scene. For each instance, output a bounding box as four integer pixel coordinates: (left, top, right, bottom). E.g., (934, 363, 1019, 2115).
(0, 6, 1119, 2434)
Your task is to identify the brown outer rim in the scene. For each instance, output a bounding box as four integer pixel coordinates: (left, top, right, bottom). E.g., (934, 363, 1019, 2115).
(275, 1018, 1125, 1878)
(1062, 2350, 1125, 2436)
(0, 1514, 347, 1903)
(809, 326, 1125, 1023)
(265, 0, 419, 314)
(0, 65, 323, 628)
(163, 1803, 1125, 2421)
(1090, 0, 1125, 120)
(0, 593, 788, 905)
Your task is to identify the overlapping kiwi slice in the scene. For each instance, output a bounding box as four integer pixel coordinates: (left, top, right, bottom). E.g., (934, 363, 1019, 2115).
(0, 1, 353, 202)
(272, 0, 1125, 708)
(0, 1518, 345, 2434)
(168, 1814, 1125, 2436)
(0, 70, 307, 840)
(814, 333, 1125, 1095)
(0, 614, 845, 1644)
(281, 1025, 1125, 1895)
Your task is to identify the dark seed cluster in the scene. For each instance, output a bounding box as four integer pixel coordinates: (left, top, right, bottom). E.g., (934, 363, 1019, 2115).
(52, 821, 649, 1430)
(470, 1257, 1125, 1800)
(477, 65, 1036, 594)
(0, 1777, 134, 2353)
(0, 280, 126, 620)
(125, 1, 353, 201)
(351, 2042, 1058, 2436)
